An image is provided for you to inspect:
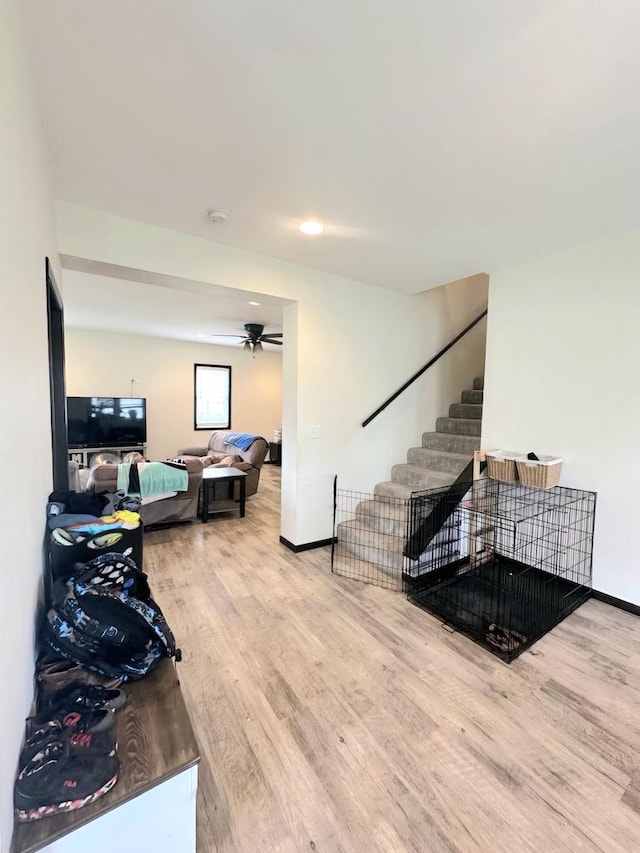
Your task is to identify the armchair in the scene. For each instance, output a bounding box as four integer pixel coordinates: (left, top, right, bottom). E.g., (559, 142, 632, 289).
(177, 430, 269, 498)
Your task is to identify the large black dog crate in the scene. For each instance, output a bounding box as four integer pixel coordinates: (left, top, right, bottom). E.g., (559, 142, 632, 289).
(405, 479, 596, 662)
(333, 477, 596, 662)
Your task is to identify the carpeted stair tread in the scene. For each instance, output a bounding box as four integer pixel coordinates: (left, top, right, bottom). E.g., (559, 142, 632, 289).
(336, 520, 406, 572)
(473, 376, 484, 390)
(374, 481, 419, 501)
(356, 499, 412, 536)
(406, 447, 472, 475)
(435, 417, 482, 437)
(391, 464, 458, 490)
(422, 432, 481, 454)
(449, 402, 483, 419)
(461, 389, 483, 404)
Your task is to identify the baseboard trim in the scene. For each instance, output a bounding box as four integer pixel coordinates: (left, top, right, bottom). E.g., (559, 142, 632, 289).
(592, 589, 640, 617)
(279, 536, 335, 553)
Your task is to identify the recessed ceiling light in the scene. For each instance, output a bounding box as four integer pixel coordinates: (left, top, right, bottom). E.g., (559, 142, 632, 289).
(299, 220, 324, 236)
(207, 209, 230, 224)
(248, 301, 260, 306)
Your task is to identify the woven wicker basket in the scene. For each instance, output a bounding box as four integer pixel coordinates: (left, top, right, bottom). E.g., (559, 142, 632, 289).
(515, 456, 563, 489)
(485, 451, 520, 482)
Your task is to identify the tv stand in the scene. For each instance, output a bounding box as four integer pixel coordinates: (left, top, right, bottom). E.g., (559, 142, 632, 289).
(68, 445, 147, 468)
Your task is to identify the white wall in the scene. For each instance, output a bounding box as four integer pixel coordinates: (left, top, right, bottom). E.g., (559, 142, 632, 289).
(57, 202, 488, 545)
(64, 328, 282, 460)
(0, 1, 58, 848)
(482, 227, 640, 604)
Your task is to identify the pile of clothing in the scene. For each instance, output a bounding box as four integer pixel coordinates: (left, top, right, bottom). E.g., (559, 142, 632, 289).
(48, 509, 140, 549)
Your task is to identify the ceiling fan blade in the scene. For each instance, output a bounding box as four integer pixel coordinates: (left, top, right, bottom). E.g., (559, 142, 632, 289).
(212, 333, 247, 338)
(260, 338, 283, 346)
(261, 332, 283, 338)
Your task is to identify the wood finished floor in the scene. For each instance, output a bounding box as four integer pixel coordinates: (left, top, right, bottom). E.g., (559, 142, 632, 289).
(145, 467, 640, 853)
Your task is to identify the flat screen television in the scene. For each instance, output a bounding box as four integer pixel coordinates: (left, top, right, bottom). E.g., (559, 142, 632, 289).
(67, 397, 147, 448)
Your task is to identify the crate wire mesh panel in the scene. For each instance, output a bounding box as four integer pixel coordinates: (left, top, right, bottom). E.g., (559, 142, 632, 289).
(332, 481, 471, 592)
(333, 478, 596, 662)
(332, 489, 411, 591)
(406, 479, 596, 662)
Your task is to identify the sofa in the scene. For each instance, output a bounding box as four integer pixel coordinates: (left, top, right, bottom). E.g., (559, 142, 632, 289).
(176, 430, 269, 498)
(85, 457, 204, 526)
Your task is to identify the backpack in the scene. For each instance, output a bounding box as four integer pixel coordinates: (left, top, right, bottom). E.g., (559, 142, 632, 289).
(43, 552, 180, 681)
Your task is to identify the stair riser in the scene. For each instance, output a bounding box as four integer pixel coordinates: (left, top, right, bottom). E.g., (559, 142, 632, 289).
(422, 432, 481, 454)
(335, 542, 403, 584)
(461, 389, 483, 404)
(391, 464, 457, 490)
(449, 403, 483, 419)
(406, 448, 471, 475)
(473, 376, 484, 390)
(336, 528, 460, 576)
(336, 526, 404, 572)
(355, 499, 411, 537)
(355, 511, 410, 537)
(374, 484, 413, 502)
(435, 417, 482, 437)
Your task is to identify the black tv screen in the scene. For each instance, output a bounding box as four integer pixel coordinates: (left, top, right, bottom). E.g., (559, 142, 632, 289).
(67, 397, 147, 448)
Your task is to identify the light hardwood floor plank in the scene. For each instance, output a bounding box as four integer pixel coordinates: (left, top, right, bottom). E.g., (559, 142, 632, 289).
(145, 467, 640, 852)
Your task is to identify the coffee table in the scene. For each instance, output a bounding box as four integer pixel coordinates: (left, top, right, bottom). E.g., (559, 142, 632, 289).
(199, 466, 247, 522)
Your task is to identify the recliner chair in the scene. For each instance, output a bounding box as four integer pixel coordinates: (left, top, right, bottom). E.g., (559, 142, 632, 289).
(176, 430, 269, 498)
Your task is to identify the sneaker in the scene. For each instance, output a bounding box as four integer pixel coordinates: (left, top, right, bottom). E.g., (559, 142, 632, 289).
(26, 707, 115, 739)
(39, 682, 127, 716)
(14, 740, 119, 822)
(21, 723, 117, 766)
(36, 655, 121, 704)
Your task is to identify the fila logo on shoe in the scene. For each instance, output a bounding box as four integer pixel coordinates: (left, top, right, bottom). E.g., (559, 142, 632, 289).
(63, 779, 77, 788)
(62, 712, 82, 727)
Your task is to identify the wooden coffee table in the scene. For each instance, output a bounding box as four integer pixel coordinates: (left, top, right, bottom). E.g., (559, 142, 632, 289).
(199, 466, 247, 522)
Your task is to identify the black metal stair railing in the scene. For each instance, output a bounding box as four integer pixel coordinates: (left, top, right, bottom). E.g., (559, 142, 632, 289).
(361, 309, 487, 428)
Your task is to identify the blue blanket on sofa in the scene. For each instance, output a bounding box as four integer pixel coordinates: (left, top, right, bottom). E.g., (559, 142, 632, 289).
(224, 432, 258, 451)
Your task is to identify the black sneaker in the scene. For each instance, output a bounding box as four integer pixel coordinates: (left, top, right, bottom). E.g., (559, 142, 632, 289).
(26, 707, 115, 739)
(14, 740, 119, 822)
(21, 722, 117, 766)
(39, 681, 126, 715)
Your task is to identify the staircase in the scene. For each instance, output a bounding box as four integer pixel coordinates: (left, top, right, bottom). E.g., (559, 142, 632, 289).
(334, 377, 483, 587)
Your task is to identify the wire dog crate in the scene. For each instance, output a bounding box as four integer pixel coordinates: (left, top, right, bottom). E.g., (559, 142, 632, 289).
(406, 479, 596, 661)
(333, 478, 596, 662)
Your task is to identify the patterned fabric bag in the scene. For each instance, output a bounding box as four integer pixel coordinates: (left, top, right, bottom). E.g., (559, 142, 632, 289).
(43, 553, 179, 680)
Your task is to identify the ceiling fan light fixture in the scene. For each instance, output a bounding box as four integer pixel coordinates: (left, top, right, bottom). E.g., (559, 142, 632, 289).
(243, 340, 252, 351)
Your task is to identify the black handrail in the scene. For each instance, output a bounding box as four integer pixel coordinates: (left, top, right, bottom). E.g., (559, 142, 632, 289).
(361, 308, 488, 428)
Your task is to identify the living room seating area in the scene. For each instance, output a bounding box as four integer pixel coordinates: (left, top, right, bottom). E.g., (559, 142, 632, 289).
(72, 430, 269, 526)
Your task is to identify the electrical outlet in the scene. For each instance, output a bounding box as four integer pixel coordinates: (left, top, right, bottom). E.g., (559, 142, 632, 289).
(309, 424, 320, 439)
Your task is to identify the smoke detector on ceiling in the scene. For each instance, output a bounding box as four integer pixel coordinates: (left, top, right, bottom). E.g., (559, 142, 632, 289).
(207, 209, 230, 224)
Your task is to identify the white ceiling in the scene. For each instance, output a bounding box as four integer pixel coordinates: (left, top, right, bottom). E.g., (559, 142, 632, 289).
(61, 264, 286, 348)
(21, 0, 640, 293)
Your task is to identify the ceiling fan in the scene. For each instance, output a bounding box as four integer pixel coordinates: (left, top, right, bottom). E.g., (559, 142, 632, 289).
(217, 323, 283, 354)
